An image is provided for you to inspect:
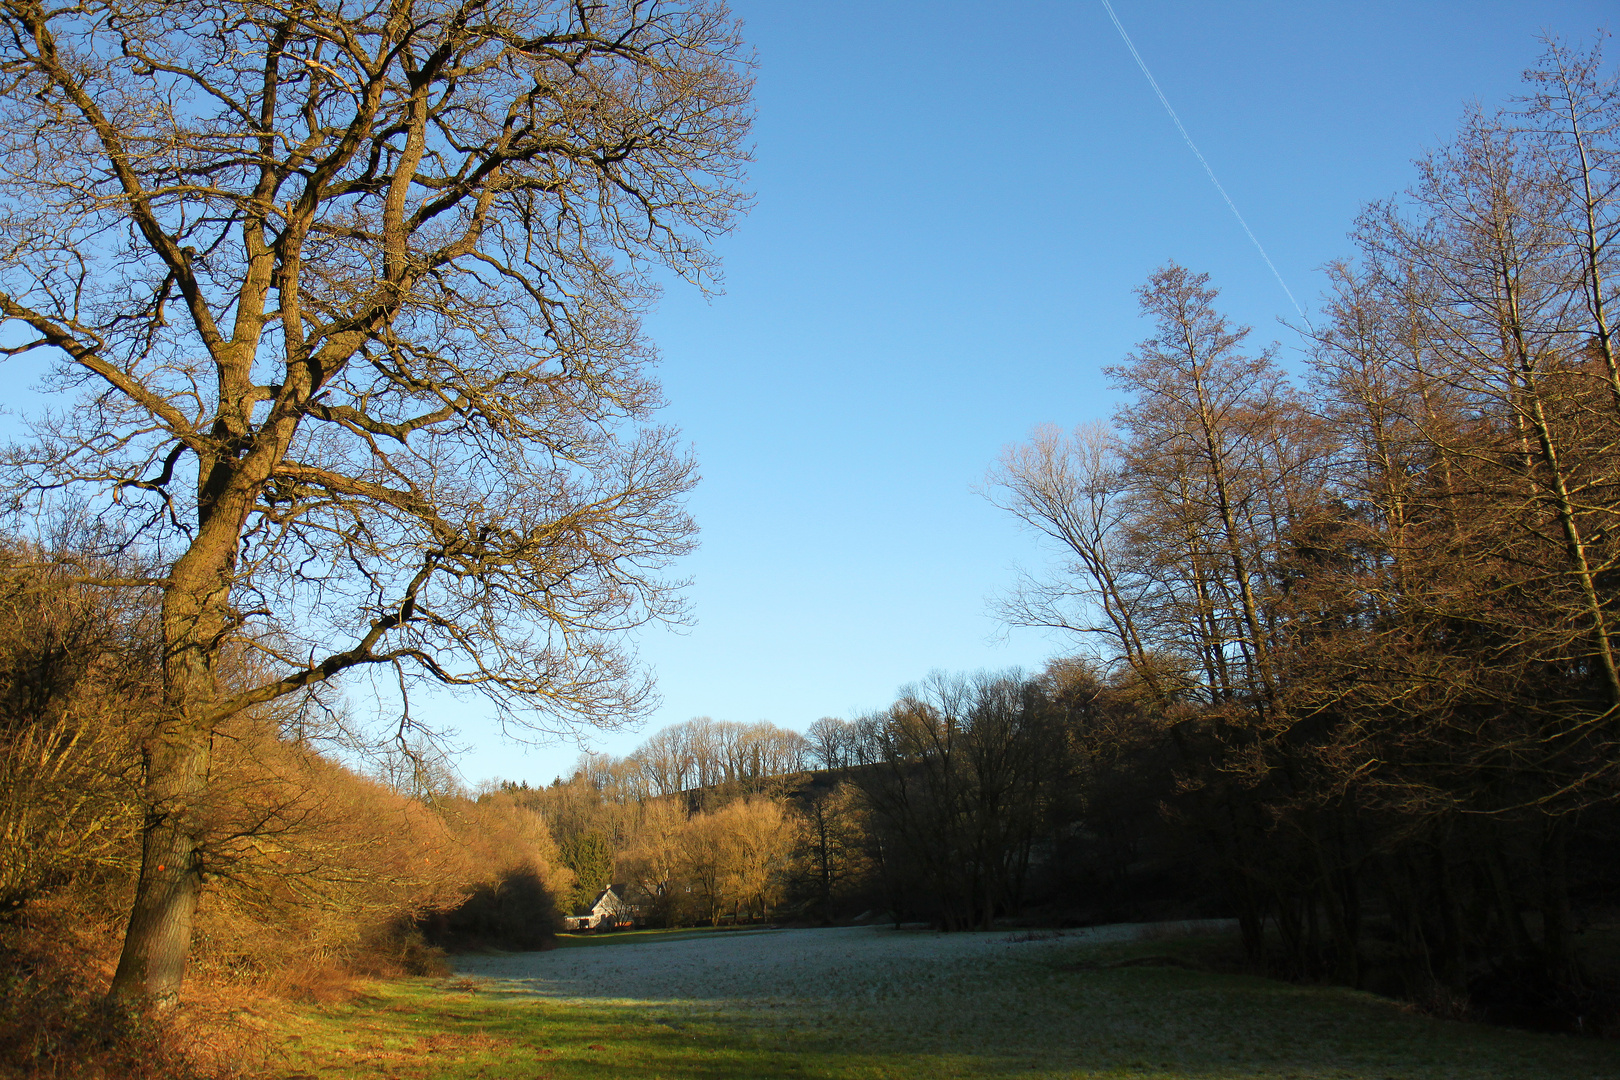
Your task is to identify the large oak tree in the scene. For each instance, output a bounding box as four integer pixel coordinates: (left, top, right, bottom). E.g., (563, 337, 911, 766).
(0, 0, 750, 1006)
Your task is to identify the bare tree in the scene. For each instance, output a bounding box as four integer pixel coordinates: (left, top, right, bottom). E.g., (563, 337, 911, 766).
(1360, 105, 1620, 712)
(796, 779, 865, 920)
(805, 715, 855, 770)
(985, 422, 1170, 703)
(715, 793, 793, 920)
(634, 723, 697, 795)
(615, 795, 686, 923)
(993, 266, 1322, 727)
(1108, 264, 1308, 719)
(1521, 37, 1620, 409)
(852, 670, 1060, 931)
(0, 0, 750, 1006)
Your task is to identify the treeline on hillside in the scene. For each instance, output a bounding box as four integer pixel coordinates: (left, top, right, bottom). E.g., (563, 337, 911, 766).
(498, 671, 1210, 935)
(0, 551, 575, 1074)
(498, 719, 810, 924)
(568, 717, 811, 798)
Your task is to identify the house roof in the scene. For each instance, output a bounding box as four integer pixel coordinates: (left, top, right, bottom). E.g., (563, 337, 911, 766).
(569, 884, 628, 917)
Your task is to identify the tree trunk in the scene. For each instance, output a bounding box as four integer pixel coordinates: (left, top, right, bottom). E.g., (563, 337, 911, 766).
(1431, 846, 1467, 993)
(109, 498, 239, 1007)
(107, 725, 211, 1007)
(1540, 817, 1578, 989)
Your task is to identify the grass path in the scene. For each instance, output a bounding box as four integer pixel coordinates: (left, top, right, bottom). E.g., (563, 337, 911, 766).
(279, 925, 1620, 1079)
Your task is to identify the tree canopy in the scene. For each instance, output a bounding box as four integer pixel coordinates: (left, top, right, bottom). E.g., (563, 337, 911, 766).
(0, 0, 752, 1006)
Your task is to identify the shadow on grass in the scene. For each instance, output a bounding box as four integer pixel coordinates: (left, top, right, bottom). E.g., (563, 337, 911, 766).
(552, 925, 784, 951)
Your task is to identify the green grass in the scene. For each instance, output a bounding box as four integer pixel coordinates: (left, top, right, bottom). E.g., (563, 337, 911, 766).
(277, 932, 1620, 1080)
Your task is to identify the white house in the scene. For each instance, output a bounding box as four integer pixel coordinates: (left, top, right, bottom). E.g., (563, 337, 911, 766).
(566, 884, 635, 931)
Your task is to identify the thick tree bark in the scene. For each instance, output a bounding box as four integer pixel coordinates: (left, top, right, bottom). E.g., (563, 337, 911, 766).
(107, 725, 210, 1006)
(109, 425, 267, 1005)
(108, 732, 208, 1007)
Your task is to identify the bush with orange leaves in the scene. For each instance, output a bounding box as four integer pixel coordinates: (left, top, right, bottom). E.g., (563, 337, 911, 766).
(184, 719, 571, 994)
(0, 547, 571, 1076)
(615, 794, 797, 927)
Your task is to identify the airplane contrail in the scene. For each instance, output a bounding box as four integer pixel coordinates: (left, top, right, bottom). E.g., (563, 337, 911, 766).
(1099, 0, 1305, 319)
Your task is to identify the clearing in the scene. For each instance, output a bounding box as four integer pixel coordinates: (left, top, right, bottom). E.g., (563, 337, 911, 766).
(279, 923, 1620, 1079)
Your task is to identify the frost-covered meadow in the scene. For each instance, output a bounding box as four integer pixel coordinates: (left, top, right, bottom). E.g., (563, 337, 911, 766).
(447, 924, 1618, 1078)
(457, 924, 1207, 1062)
(457, 923, 1157, 1008)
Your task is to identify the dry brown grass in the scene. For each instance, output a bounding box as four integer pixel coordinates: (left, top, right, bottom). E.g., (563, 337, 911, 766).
(0, 896, 271, 1080)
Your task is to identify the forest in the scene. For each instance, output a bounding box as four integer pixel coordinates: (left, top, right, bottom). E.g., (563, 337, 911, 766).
(2, 2, 1619, 1076)
(524, 40, 1620, 1035)
(453, 36, 1620, 1032)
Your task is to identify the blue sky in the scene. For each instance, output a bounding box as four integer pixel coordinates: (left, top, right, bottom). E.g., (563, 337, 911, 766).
(451, 0, 1619, 784)
(5, 1, 1613, 785)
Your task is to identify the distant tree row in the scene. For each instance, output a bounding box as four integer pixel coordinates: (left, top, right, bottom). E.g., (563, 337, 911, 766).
(575, 717, 812, 799)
